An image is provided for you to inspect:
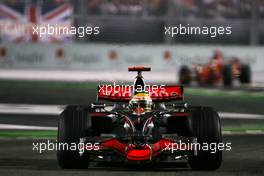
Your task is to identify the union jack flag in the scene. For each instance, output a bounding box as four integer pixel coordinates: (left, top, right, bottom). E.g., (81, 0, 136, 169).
(0, 2, 73, 42)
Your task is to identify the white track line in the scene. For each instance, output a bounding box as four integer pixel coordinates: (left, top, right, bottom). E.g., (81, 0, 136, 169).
(0, 103, 263, 119)
(1, 69, 264, 85)
(218, 112, 264, 120)
(0, 104, 64, 115)
(222, 130, 264, 135)
(0, 124, 57, 130)
(0, 70, 176, 83)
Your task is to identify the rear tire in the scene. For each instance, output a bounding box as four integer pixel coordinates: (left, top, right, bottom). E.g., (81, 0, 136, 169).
(57, 105, 91, 169)
(239, 64, 251, 84)
(223, 65, 233, 86)
(188, 107, 222, 170)
(179, 66, 192, 85)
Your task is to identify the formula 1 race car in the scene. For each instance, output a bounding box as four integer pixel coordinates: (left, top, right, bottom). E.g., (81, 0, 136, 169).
(179, 50, 251, 86)
(57, 66, 222, 170)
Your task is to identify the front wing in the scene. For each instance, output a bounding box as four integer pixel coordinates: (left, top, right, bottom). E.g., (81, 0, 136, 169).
(80, 135, 197, 162)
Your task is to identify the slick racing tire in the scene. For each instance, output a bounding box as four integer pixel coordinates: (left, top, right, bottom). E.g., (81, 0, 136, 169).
(223, 65, 233, 86)
(57, 105, 91, 169)
(179, 66, 192, 85)
(188, 107, 222, 170)
(239, 64, 251, 84)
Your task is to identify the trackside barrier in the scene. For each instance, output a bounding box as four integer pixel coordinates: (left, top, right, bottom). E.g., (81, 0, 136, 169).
(0, 43, 263, 82)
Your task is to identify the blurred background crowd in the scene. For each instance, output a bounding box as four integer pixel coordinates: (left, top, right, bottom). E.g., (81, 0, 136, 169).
(2, 0, 264, 18)
(86, 0, 263, 19)
(0, 0, 263, 44)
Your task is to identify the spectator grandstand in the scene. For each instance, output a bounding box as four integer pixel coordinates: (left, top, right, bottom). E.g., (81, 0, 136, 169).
(0, 0, 263, 44)
(1, 0, 263, 19)
(85, 0, 263, 19)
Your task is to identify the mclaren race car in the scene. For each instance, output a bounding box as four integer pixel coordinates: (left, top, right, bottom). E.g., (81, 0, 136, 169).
(57, 66, 222, 170)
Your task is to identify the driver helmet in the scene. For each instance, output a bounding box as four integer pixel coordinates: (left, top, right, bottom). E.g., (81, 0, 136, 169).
(128, 92, 153, 115)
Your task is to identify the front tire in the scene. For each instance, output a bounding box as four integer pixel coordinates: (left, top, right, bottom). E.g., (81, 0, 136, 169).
(188, 107, 222, 170)
(239, 64, 251, 84)
(179, 66, 192, 85)
(57, 105, 91, 169)
(223, 65, 233, 86)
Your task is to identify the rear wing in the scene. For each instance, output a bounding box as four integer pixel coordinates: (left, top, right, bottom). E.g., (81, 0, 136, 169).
(128, 66, 151, 72)
(97, 85, 184, 102)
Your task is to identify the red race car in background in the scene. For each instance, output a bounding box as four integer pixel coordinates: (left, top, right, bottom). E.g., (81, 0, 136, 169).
(179, 50, 251, 86)
(57, 66, 222, 170)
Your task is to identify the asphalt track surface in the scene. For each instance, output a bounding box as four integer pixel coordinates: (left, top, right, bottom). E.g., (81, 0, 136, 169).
(0, 135, 263, 176)
(0, 82, 264, 175)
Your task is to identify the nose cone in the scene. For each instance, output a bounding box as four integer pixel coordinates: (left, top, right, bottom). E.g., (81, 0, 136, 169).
(127, 149, 151, 161)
